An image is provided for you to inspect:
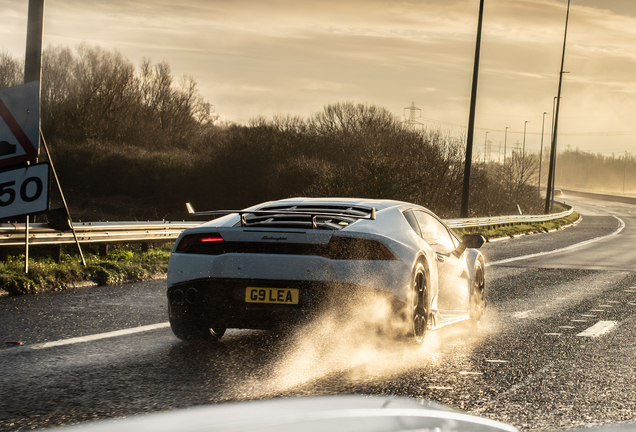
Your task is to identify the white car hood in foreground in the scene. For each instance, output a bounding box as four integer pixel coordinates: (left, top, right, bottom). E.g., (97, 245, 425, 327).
(56, 395, 518, 432)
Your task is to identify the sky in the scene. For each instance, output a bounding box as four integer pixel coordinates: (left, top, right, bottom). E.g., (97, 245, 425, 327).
(1, 0, 636, 157)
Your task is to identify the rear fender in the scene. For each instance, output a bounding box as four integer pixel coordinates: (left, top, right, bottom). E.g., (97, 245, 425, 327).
(464, 249, 484, 284)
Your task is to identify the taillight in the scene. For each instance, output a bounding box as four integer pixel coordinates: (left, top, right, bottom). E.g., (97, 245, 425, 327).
(200, 236, 224, 243)
(173, 233, 394, 260)
(327, 236, 396, 260)
(176, 233, 223, 252)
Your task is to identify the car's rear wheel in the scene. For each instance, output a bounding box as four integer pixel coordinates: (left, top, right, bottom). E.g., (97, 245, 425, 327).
(469, 259, 486, 323)
(169, 319, 226, 342)
(411, 262, 429, 344)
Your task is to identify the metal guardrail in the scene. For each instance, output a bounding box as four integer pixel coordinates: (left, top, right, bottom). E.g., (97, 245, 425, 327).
(0, 205, 574, 247)
(444, 205, 574, 229)
(0, 221, 202, 247)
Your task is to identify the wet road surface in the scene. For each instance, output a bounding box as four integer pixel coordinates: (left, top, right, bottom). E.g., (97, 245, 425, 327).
(1, 195, 635, 431)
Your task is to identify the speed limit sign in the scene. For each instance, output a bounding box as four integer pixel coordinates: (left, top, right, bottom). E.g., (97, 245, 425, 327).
(0, 162, 49, 219)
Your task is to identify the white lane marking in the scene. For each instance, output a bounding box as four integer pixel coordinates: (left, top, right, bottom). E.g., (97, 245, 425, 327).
(485, 359, 509, 363)
(1, 322, 170, 354)
(598, 305, 612, 307)
(558, 326, 576, 329)
(624, 290, 636, 293)
(571, 319, 587, 322)
(487, 236, 510, 243)
(581, 314, 596, 317)
(459, 371, 483, 375)
(512, 310, 533, 318)
(576, 321, 617, 338)
(486, 215, 625, 267)
(428, 386, 453, 390)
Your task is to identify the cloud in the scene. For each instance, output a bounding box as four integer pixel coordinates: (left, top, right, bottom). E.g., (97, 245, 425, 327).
(2, 0, 636, 153)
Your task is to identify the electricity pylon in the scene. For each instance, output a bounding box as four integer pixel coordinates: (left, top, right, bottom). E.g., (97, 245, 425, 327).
(403, 102, 421, 129)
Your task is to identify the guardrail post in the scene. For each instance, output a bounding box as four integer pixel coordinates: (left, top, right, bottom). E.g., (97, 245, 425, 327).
(141, 242, 149, 253)
(99, 244, 108, 257)
(51, 244, 61, 263)
(0, 247, 7, 262)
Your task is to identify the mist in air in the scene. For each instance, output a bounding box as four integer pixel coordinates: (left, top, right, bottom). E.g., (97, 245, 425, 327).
(222, 290, 491, 401)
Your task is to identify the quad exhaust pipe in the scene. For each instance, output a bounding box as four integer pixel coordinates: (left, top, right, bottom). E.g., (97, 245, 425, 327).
(170, 287, 198, 305)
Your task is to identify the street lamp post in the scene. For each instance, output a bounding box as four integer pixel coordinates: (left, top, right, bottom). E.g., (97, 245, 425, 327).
(522, 121, 530, 158)
(624, 151, 628, 193)
(538, 112, 549, 197)
(545, 0, 571, 214)
(522, 121, 530, 174)
(504, 126, 510, 165)
(586, 151, 591, 187)
(459, 0, 486, 218)
(484, 131, 489, 162)
(550, 97, 557, 147)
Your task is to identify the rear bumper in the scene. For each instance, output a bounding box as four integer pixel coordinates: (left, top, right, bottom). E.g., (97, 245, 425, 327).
(167, 253, 410, 300)
(167, 277, 388, 330)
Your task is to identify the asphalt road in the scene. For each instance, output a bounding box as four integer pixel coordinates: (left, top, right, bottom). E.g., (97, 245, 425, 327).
(1, 194, 635, 431)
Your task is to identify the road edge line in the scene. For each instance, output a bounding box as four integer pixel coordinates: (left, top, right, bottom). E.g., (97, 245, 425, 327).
(1, 322, 170, 354)
(486, 215, 625, 267)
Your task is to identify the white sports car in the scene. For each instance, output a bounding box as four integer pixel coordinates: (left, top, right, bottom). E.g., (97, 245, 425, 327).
(167, 198, 486, 343)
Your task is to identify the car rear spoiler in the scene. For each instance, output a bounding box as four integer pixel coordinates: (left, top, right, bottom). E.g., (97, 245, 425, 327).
(185, 203, 376, 228)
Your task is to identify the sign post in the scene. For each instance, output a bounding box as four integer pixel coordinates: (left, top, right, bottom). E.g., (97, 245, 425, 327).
(23, 0, 45, 273)
(25, 0, 45, 85)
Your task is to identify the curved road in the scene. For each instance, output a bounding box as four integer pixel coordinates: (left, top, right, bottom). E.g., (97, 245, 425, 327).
(1, 195, 635, 431)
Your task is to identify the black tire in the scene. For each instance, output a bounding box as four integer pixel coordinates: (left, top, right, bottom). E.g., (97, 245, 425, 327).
(469, 259, 486, 323)
(169, 319, 226, 342)
(411, 262, 429, 344)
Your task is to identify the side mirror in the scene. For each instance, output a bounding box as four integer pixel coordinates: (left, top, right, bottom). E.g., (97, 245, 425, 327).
(455, 234, 486, 256)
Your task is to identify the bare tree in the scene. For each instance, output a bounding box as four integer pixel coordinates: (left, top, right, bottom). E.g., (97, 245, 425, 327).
(0, 50, 23, 89)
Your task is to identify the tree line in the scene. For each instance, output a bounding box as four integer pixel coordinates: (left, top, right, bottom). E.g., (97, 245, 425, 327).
(0, 44, 544, 222)
(551, 148, 636, 194)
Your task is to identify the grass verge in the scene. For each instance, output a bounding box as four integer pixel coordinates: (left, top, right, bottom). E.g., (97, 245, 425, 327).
(0, 244, 171, 297)
(0, 212, 580, 297)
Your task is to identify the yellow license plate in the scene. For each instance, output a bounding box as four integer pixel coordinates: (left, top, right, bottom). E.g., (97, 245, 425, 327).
(245, 287, 299, 304)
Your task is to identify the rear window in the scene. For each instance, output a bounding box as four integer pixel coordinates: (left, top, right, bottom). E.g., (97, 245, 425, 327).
(403, 210, 421, 237)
